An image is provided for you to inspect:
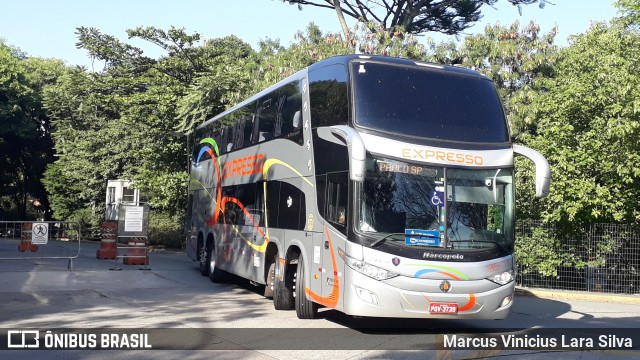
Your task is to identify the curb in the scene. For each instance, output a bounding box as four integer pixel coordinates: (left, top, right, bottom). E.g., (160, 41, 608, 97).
(147, 247, 185, 255)
(83, 239, 185, 255)
(515, 287, 640, 305)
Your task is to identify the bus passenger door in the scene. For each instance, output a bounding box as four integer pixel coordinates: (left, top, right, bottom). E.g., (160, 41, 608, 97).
(321, 230, 345, 308)
(321, 172, 349, 309)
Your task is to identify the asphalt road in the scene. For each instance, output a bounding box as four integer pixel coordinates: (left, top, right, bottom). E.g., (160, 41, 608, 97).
(0, 239, 639, 359)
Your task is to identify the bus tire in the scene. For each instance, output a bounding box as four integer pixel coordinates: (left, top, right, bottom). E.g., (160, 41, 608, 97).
(295, 256, 318, 319)
(273, 256, 294, 310)
(198, 238, 208, 276)
(208, 244, 225, 283)
(264, 256, 275, 298)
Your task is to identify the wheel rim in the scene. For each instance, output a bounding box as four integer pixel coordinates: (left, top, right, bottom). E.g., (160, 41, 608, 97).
(209, 246, 216, 275)
(268, 263, 275, 289)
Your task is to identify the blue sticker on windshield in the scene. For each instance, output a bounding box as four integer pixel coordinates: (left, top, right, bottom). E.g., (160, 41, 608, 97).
(405, 229, 440, 246)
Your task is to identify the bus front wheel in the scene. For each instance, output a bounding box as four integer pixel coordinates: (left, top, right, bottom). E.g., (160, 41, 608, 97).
(295, 256, 318, 319)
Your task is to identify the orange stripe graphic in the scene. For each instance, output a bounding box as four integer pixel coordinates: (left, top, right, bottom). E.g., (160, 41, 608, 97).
(458, 293, 476, 312)
(304, 227, 339, 308)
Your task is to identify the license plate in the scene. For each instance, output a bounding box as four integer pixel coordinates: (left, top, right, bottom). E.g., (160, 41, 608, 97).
(429, 302, 458, 314)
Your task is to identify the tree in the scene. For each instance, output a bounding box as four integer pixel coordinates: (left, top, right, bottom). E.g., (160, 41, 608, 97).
(616, 0, 640, 25)
(43, 27, 257, 236)
(510, 22, 640, 226)
(0, 42, 64, 220)
(174, 35, 257, 133)
(282, 0, 548, 43)
(444, 21, 557, 98)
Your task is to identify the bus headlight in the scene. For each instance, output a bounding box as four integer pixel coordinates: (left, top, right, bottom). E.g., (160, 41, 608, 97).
(488, 270, 514, 285)
(343, 253, 398, 280)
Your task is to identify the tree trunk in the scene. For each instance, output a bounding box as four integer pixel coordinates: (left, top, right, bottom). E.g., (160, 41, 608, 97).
(332, 0, 353, 48)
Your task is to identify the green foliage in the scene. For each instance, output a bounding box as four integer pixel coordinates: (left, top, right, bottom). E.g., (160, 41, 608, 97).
(248, 22, 430, 94)
(353, 22, 428, 59)
(42, 27, 263, 232)
(175, 54, 253, 133)
(251, 24, 351, 91)
(148, 211, 184, 248)
(616, 0, 640, 25)
(0, 42, 64, 219)
(429, 21, 560, 133)
(283, 0, 545, 38)
(511, 22, 640, 226)
(515, 227, 580, 277)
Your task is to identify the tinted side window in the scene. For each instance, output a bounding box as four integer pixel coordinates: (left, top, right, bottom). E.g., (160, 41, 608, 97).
(326, 172, 348, 234)
(235, 183, 258, 226)
(211, 128, 224, 156)
(279, 81, 303, 143)
(220, 126, 232, 154)
(221, 187, 238, 224)
(257, 90, 279, 143)
(278, 180, 306, 230)
(186, 193, 194, 222)
(309, 64, 349, 128)
(265, 181, 280, 228)
(315, 175, 326, 225)
(255, 181, 266, 227)
(244, 109, 257, 147)
(193, 127, 210, 162)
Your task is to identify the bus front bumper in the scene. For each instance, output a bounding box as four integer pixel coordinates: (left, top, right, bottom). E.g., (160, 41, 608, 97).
(342, 270, 515, 320)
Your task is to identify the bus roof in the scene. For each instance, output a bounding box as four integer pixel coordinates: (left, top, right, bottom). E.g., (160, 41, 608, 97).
(197, 54, 487, 131)
(307, 54, 484, 78)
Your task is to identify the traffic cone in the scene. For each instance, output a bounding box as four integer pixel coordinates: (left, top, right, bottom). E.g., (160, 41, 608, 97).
(96, 221, 117, 259)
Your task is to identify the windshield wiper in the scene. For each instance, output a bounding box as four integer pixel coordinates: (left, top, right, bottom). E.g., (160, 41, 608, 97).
(449, 240, 508, 253)
(371, 232, 438, 248)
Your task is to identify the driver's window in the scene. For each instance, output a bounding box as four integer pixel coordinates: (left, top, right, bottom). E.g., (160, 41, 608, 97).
(326, 172, 348, 234)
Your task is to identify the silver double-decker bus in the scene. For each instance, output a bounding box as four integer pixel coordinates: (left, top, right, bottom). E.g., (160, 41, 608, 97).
(186, 55, 550, 319)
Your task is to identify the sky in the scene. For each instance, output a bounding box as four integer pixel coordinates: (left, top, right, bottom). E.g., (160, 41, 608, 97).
(0, 0, 619, 69)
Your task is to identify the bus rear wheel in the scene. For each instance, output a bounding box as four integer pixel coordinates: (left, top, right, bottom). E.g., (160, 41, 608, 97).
(273, 255, 294, 310)
(208, 244, 225, 283)
(295, 256, 318, 319)
(264, 257, 275, 298)
(198, 240, 208, 276)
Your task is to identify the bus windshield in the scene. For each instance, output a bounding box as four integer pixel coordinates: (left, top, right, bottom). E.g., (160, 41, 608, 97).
(358, 158, 514, 251)
(351, 61, 509, 143)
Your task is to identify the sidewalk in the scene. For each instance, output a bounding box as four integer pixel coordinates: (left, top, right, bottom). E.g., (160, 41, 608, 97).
(516, 287, 640, 305)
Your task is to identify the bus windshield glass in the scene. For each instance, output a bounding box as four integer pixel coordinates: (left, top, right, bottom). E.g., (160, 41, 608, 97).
(358, 158, 514, 251)
(351, 61, 509, 143)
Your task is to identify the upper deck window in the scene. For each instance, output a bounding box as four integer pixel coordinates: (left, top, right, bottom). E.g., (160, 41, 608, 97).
(309, 64, 349, 128)
(351, 62, 509, 143)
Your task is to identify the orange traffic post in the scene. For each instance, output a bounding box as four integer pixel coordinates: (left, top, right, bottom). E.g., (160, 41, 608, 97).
(123, 237, 149, 265)
(96, 221, 117, 259)
(18, 223, 38, 252)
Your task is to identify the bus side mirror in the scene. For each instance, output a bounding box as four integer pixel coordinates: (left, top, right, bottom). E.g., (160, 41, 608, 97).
(317, 126, 366, 182)
(513, 144, 551, 198)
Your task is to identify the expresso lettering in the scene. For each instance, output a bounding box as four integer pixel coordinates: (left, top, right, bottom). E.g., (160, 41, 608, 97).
(402, 148, 483, 165)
